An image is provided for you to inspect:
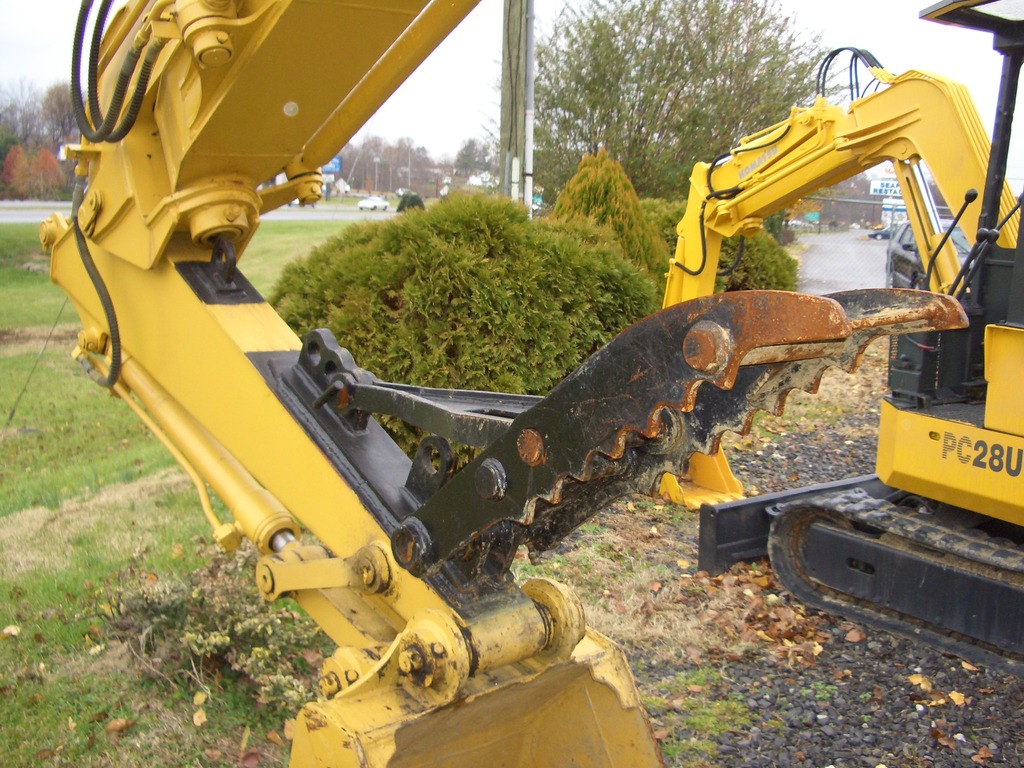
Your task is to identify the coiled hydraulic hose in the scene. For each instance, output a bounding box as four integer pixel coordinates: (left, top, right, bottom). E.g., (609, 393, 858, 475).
(72, 0, 163, 143)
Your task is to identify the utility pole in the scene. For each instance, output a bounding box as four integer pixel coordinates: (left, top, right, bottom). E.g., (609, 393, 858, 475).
(523, 0, 536, 216)
(499, 0, 526, 201)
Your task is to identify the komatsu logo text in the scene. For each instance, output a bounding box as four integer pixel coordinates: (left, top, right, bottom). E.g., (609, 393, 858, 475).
(942, 432, 1023, 477)
(737, 146, 778, 180)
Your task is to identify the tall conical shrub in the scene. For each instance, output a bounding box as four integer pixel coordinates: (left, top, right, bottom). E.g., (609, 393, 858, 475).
(552, 148, 668, 277)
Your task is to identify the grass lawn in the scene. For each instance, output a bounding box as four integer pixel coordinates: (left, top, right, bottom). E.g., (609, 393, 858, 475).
(0, 218, 345, 766)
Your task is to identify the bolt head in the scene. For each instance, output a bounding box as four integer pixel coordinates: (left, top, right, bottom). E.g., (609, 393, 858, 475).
(359, 562, 375, 587)
(398, 648, 423, 674)
(682, 321, 732, 375)
(517, 428, 546, 466)
(318, 672, 341, 698)
(474, 458, 507, 500)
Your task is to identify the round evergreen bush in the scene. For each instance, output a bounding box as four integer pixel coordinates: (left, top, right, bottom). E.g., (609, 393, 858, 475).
(269, 194, 659, 401)
(396, 191, 425, 212)
(714, 230, 798, 292)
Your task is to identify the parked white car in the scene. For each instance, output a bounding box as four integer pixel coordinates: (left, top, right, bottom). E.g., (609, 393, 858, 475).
(357, 196, 389, 211)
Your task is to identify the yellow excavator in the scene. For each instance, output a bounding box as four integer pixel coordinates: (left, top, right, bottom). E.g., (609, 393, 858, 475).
(39, 0, 1006, 765)
(676, 2, 1024, 671)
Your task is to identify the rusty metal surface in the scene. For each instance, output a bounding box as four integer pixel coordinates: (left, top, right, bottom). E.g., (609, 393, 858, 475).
(391, 289, 968, 577)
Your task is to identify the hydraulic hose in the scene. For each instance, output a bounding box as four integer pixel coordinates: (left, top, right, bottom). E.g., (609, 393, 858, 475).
(69, 0, 165, 388)
(105, 42, 162, 142)
(71, 180, 121, 389)
(86, 0, 116, 131)
(72, 0, 161, 144)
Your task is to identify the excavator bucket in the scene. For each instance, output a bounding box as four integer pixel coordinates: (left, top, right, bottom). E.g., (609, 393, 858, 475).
(289, 630, 662, 767)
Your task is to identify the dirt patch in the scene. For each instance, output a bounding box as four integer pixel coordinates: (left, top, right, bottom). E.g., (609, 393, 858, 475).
(0, 469, 190, 580)
(788, 334, 890, 407)
(0, 324, 80, 358)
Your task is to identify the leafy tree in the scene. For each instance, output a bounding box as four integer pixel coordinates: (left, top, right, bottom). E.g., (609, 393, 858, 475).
(340, 134, 444, 195)
(0, 145, 69, 199)
(535, 0, 823, 200)
(0, 129, 18, 179)
(1, 145, 29, 198)
(553, 148, 668, 276)
(0, 80, 43, 147)
(453, 138, 491, 175)
(40, 83, 76, 148)
(30, 148, 65, 198)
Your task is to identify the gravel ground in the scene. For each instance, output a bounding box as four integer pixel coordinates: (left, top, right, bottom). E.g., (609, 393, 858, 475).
(699, 424, 1024, 768)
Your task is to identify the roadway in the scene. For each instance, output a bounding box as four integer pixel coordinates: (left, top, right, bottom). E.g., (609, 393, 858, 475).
(4, 203, 884, 295)
(795, 229, 888, 294)
(0, 199, 395, 224)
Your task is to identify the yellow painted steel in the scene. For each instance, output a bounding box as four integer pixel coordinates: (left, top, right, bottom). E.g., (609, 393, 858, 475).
(984, 325, 1024, 436)
(47, 1, 664, 764)
(48, 199, 663, 768)
(51, 0, 1023, 758)
(877, 399, 1024, 526)
(658, 452, 743, 508)
(290, 629, 661, 768)
(664, 68, 1013, 307)
(69, 0, 483, 270)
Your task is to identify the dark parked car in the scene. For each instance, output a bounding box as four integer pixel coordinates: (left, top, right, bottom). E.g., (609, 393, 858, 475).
(868, 226, 891, 240)
(885, 221, 970, 288)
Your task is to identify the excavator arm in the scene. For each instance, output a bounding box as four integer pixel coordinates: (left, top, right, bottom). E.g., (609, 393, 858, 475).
(657, 56, 1017, 509)
(43, 2, 967, 764)
(664, 65, 1016, 305)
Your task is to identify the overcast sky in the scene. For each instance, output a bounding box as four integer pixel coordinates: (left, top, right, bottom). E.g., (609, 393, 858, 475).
(0, 0, 1013, 166)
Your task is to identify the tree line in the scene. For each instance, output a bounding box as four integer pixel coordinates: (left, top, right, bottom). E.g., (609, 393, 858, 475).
(535, 0, 823, 201)
(335, 135, 498, 198)
(0, 80, 76, 200)
(0, 74, 493, 202)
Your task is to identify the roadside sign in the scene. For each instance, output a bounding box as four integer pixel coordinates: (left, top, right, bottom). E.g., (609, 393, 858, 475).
(870, 178, 901, 196)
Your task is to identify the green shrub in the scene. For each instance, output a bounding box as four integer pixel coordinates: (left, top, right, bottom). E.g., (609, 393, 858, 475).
(639, 198, 798, 294)
(638, 197, 687, 261)
(552, 148, 668, 277)
(269, 194, 658, 402)
(397, 191, 425, 212)
(715, 230, 798, 292)
(763, 211, 789, 244)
